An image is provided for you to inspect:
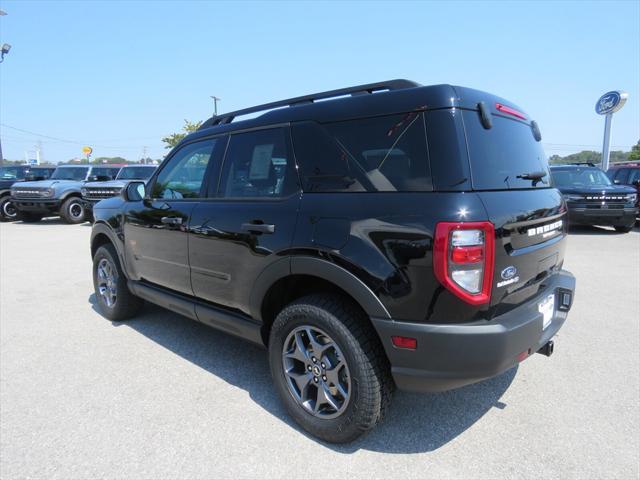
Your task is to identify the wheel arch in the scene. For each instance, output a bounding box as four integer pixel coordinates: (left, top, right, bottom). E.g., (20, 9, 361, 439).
(252, 256, 391, 346)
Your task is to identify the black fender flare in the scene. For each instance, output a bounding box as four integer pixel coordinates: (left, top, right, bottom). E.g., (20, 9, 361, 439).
(90, 222, 128, 276)
(249, 256, 391, 322)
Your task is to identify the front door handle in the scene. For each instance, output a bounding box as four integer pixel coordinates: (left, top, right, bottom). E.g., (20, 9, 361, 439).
(161, 216, 183, 225)
(241, 222, 275, 234)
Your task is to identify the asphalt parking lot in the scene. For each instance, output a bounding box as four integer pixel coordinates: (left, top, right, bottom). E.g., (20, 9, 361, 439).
(1, 219, 638, 479)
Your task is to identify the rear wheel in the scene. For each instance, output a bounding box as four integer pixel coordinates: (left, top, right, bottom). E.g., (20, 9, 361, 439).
(60, 197, 86, 224)
(0, 196, 18, 222)
(614, 225, 632, 233)
(92, 244, 143, 321)
(268, 294, 393, 443)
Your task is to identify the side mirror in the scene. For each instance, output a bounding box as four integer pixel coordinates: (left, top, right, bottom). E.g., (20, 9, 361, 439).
(122, 181, 146, 202)
(633, 179, 640, 187)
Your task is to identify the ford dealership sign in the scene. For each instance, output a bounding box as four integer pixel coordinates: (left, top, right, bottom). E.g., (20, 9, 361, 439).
(595, 91, 628, 115)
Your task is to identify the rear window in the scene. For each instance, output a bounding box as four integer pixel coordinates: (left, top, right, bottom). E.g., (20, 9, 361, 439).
(463, 111, 549, 190)
(292, 113, 432, 192)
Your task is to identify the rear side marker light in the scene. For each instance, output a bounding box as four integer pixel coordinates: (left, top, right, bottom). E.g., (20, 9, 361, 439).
(496, 103, 527, 121)
(391, 336, 417, 350)
(433, 221, 495, 305)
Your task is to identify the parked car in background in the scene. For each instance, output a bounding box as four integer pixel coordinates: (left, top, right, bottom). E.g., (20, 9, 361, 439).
(81, 165, 157, 212)
(91, 80, 576, 443)
(0, 165, 57, 222)
(606, 162, 640, 219)
(550, 163, 637, 232)
(11, 165, 121, 224)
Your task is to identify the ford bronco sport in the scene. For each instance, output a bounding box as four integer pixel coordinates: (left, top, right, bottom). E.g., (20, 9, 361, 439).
(90, 80, 576, 443)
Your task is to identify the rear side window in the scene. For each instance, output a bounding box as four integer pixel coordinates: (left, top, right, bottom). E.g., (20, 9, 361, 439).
(219, 128, 297, 198)
(292, 113, 432, 192)
(463, 111, 549, 190)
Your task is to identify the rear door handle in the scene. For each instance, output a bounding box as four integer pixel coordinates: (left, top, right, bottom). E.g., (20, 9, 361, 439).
(161, 216, 183, 225)
(241, 222, 275, 234)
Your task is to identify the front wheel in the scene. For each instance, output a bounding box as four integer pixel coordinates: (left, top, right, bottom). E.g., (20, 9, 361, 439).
(268, 294, 393, 443)
(93, 244, 143, 321)
(615, 225, 633, 233)
(0, 196, 18, 222)
(60, 197, 87, 224)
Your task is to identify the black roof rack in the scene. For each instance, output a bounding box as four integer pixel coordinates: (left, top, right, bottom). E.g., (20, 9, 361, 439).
(569, 162, 597, 167)
(199, 79, 421, 130)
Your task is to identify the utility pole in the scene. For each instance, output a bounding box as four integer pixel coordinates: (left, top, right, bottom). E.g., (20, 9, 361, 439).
(0, 8, 9, 166)
(142, 146, 147, 164)
(210, 96, 221, 116)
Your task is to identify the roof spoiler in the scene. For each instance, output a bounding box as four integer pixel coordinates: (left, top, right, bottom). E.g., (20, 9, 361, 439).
(199, 79, 421, 130)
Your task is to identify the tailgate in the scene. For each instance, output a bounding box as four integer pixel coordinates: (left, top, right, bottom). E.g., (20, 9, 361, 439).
(476, 189, 568, 307)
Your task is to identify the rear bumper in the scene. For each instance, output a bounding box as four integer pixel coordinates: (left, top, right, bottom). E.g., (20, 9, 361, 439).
(11, 198, 61, 214)
(371, 270, 576, 393)
(567, 206, 637, 226)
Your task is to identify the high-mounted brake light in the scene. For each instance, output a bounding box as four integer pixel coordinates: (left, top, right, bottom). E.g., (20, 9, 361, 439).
(433, 222, 495, 305)
(496, 103, 527, 121)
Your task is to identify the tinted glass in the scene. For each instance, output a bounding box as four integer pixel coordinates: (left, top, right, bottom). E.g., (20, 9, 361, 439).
(0, 166, 28, 180)
(117, 166, 156, 180)
(51, 167, 89, 180)
(91, 167, 120, 179)
(151, 140, 216, 199)
(550, 168, 612, 187)
(292, 113, 432, 192)
(627, 169, 640, 184)
(612, 168, 630, 183)
(220, 128, 297, 198)
(463, 111, 549, 190)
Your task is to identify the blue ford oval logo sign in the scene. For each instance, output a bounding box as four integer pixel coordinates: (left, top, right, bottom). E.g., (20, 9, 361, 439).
(595, 91, 628, 115)
(501, 266, 517, 280)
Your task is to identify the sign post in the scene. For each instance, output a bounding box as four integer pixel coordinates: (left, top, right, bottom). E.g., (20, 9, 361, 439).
(595, 91, 628, 171)
(82, 146, 93, 162)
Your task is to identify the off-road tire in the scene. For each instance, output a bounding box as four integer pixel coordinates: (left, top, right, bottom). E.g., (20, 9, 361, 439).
(60, 197, 87, 224)
(0, 196, 18, 222)
(268, 294, 394, 443)
(92, 244, 143, 321)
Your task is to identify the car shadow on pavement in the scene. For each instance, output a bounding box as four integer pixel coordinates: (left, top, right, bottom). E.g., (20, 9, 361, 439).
(89, 295, 517, 454)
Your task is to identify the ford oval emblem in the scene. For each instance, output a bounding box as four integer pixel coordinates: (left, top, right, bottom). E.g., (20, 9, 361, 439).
(501, 266, 517, 280)
(595, 91, 628, 115)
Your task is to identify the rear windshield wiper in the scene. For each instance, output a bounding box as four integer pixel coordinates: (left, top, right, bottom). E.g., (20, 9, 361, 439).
(517, 171, 547, 181)
(517, 171, 547, 187)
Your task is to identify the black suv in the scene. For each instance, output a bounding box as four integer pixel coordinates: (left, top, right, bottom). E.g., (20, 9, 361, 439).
(0, 165, 56, 221)
(91, 80, 576, 443)
(550, 164, 637, 232)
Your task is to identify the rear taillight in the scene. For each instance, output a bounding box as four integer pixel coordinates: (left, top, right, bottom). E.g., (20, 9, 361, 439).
(433, 222, 495, 305)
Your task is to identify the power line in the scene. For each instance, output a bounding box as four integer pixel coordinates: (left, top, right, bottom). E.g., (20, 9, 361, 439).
(0, 123, 159, 149)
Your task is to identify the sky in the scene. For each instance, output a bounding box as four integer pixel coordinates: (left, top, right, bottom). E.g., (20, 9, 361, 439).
(0, 0, 638, 163)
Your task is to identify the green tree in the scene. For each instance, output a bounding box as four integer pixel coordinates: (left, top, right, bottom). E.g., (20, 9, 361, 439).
(161, 119, 202, 149)
(628, 141, 640, 161)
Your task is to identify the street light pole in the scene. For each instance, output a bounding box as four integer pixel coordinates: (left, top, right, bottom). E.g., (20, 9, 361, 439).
(210, 96, 221, 116)
(0, 9, 9, 166)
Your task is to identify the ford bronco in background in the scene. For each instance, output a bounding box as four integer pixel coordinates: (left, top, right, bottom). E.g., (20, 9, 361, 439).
(0, 165, 56, 221)
(82, 165, 157, 212)
(607, 161, 640, 220)
(11, 164, 121, 223)
(550, 163, 637, 232)
(90, 80, 576, 443)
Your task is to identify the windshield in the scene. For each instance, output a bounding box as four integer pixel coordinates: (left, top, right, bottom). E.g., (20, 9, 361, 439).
(51, 167, 89, 180)
(551, 168, 612, 187)
(0, 166, 27, 180)
(116, 166, 155, 180)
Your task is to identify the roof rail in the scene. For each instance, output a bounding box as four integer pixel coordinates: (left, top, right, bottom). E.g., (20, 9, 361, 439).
(569, 162, 596, 167)
(199, 79, 421, 130)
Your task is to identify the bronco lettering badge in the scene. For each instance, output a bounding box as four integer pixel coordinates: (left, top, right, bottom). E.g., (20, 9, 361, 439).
(527, 219, 563, 239)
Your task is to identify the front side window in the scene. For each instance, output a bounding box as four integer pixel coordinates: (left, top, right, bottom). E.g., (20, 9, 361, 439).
(51, 167, 90, 180)
(292, 113, 432, 193)
(220, 128, 297, 198)
(151, 139, 216, 199)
